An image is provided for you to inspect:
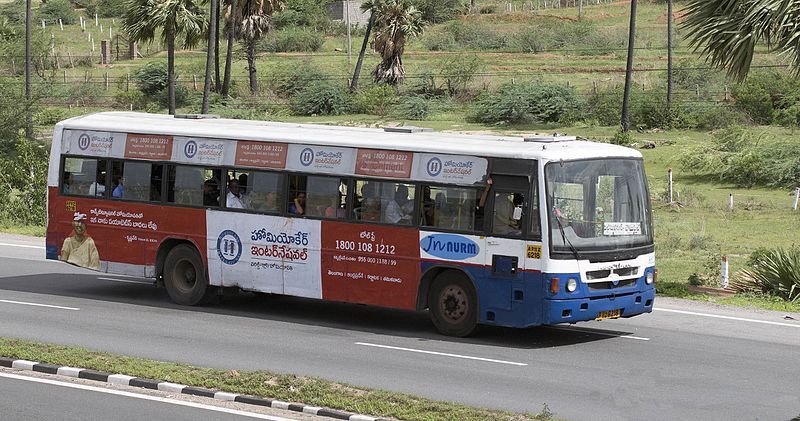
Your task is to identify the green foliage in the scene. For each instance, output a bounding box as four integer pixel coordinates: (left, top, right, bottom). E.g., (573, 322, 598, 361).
(395, 95, 430, 120)
(268, 63, 326, 98)
(730, 71, 800, 125)
(734, 246, 800, 302)
(471, 81, 582, 124)
(610, 129, 633, 146)
(655, 282, 692, 298)
(0, 0, 26, 24)
(351, 85, 397, 116)
(133, 62, 170, 97)
(0, 78, 28, 150)
(259, 27, 324, 52)
(290, 81, 351, 116)
(672, 59, 725, 91)
(679, 126, 800, 187)
(436, 54, 483, 97)
(114, 88, 147, 110)
(0, 137, 48, 227)
(273, 0, 332, 30)
(423, 20, 507, 51)
(412, 0, 465, 24)
(39, 0, 78, 24)
(85, 0, 128, 18)
(34, 108, 69, 126)
(674, 102, 748, 130)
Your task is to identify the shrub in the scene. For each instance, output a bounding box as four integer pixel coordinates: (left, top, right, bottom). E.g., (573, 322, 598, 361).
(268, 63, 326, 98)
(585, 87, 623, 126)
(437, 54, 483, 97)
(272, 0, 332, 31)
(113, 88, 146, 110)
(675, 102, 748, 130)
(405, 69, 444, 98)
(133, 62, 169, 97)
(351, 85, 397, 116)
(39, 0, 77, 24)
(413, 0, 465, 24)
(733, 247, 800, 301)
(672, 59, 725, 91)
(424, 21, 508, 51)
(471, 81, 582, 124)
(84, 0, 127, 18)
(259, 28, 324, 53)
(0, 137, 48, 227)
(290, 81, 351, 116)
(731, 71, 800, 125)
(395, 95, 430, 120)
(479, 5, 497, 14)
(152, 84, 190, 109)
(34, 107, 69, 126)
(610, 129, 633, 146)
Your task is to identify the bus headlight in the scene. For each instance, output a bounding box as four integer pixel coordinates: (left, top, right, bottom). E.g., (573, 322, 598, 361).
(566, 278, 578, 292)
(646, 272, 654, 285)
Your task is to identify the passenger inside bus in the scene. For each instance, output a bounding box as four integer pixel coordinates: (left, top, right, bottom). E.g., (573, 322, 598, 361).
(226, 179, 245, 209)
(202, 179, 219, 207)
(289, 192, 306, 215)
(384, 184, 414, 224)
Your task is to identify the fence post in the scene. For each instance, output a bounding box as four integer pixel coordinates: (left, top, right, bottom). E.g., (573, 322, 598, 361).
(667, 168, 673, 204)
(126, 73, 130, 91)
(592, 80, 597, 94)
(720, 255, 729, 289)
(695, 84, 700, 97)
(192, 75, 197, 90)
(63, 70, 67, 84)
(724, 84, 729, 101)
(728, 193, 734, 211)
(793, 187, 799, 210)
(59, 19, 63, 31)
(104, 72, 109, 91)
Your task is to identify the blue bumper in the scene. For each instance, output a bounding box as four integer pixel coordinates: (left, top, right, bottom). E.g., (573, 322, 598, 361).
(543, 286, 655, 324)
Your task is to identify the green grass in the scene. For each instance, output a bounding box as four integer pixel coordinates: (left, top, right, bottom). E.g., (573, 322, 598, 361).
(0, 337, 555, 421)
(0, 223, 46, 237)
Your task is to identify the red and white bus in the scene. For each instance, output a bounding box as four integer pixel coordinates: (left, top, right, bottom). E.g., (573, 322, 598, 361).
(47, 112, 655, 336)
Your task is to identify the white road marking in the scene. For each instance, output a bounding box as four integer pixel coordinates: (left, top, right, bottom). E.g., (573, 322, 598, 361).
(355, 342, 527, 366)
(97, 277, 152, 285)
(0, 242, 45, 250)
(0, 371, 298, 421)
(654, 307, 800, 328)
(0, 299, 79, 311)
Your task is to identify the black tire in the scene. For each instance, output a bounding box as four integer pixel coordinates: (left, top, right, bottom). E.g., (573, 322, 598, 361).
(163, 244, 213, 306)
(428, 272, 478, 337)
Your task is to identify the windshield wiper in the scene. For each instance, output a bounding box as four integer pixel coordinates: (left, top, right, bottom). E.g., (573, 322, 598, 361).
(553, 209, 581, 261)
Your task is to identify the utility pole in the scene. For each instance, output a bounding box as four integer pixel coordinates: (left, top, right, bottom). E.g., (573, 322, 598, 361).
(621, 0, 637, 133)
(346, 0, 352, 64)
(666, 0, 673, 111)
(25, 0, 32, 139)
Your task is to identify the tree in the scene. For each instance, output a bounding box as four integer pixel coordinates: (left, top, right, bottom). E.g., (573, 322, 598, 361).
(350, 8, 375, 91)
(222, 0, 236, 97)
(123, 0, 207, 115)
(683, 0, 800, 82)
(363, 0, 424, 86)
(230, 0, 284, 95)
(203, 0, 219, 113)
(621, 0, 637, 132)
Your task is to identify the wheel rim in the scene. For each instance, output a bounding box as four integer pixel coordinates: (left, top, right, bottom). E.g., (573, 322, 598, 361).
(437, 284, 469, 324)
(172, 258, 197, 293)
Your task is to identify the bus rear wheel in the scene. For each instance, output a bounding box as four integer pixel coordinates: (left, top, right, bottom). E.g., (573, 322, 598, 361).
(164, 244, 212, 306)
(428, 273, 477, 337)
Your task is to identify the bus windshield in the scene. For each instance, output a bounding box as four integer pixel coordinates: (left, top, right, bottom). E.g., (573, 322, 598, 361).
(545, 158, 652, 257)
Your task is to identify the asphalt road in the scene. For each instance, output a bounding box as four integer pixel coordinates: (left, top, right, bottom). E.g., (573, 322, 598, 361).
(0, 371, 303, 421)
(1, 236, 799, 421)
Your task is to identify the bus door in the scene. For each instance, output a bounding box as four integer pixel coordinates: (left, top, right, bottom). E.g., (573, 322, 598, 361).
(483, 174, 529, 312)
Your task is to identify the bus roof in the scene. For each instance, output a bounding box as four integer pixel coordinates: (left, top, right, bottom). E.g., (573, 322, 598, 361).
(58, 112, 642, 162)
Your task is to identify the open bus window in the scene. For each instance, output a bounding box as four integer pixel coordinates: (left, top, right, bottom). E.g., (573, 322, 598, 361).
(227, 169, 283, 213)
(109, 160, 163, 202)
(288, 175, 347, 219)
(167, 165, 221, 207)
(62, 157, 107, 197)
(421, 185, 478, 232)
(492, 192, 525, 237)
(354, 180, 415, 225)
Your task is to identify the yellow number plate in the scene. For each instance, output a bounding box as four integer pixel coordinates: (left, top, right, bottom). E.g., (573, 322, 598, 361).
(595, 309, 622, 320)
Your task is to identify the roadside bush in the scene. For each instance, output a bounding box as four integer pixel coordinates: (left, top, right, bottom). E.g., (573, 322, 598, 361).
(471, 81, 582, 124)
(0, 137, 48, 227)
(268, 63, 326, 98)
(259, 28, 324, 53)
(133, 62, 169, 97)
(675, 102, 748, 130)
(351, 85, 397, 116)
(113, 88, 146, 110)
(0, 0, 26, 24)
(34, 107, 68, 126)
(413, 0, 465, 24)
(479, 5, 497, 14)
(732, 247, 800, 302)
(436, 54, 483, 97)
(678, 126, 800, 187)
(395, 95, 430, 120)
(731, 71, 800, 125)
(290, 81, 351, 116)
(423, 21, 508, 51)
(39, 0, 77, 24)
(272, 0, 332, 31)
(672, 59, 725, 91)
(405, 69, 445, 98)
(84, 0, 127, 18)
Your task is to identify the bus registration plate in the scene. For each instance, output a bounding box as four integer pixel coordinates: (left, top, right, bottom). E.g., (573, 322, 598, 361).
(595, 309, 622, 320)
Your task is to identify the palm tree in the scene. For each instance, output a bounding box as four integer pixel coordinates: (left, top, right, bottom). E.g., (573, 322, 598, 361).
(222, 0, 236, 98)
(363, 0, 424, 86)
(228, 0, 284, 95)
(124, 0, 207, 115)
(683, 0, 800, 82)
(202, 0, 219, 113)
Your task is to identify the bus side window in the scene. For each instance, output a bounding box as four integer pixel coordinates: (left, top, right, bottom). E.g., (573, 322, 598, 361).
(245, 170, 284, 214)
(110, 160, 162, 202)
(167, 165, 219, 207)
(62, 157, 106, 197)
(492, 192, 525, 237)
(420, 185, 478, 232)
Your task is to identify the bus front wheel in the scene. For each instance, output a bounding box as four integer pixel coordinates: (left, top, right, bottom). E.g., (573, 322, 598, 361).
(428, 273, 477, 337)
(164, 244, 212, 306)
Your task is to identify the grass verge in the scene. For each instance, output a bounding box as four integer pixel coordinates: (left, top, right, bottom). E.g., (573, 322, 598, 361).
(0, 337, 554, 421)
(657, 282, 800, 313)
(0, 224, 46, 237)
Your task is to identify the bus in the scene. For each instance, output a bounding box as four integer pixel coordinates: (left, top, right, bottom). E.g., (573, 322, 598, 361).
(46, 112, 655, 336)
